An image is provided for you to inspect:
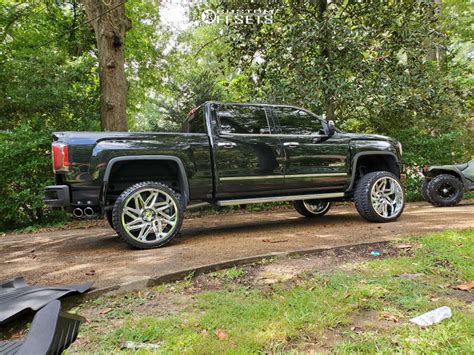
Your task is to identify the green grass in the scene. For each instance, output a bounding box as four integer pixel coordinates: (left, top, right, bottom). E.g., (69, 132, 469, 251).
(209, 266, 247, 280)
(72, 229, 473, 353)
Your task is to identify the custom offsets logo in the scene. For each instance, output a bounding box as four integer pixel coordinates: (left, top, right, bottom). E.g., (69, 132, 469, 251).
(201, 8, 274, 25)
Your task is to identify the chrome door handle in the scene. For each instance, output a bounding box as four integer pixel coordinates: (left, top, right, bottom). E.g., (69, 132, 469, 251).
(283, 142, 299, 148)
(217, 142, 237, 149)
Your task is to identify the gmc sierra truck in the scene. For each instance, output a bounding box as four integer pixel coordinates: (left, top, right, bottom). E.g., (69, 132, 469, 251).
(45, 102, 405, 249)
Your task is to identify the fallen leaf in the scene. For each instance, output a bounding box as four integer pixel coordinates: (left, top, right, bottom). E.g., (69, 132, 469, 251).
(215, 329, 228, 340)
(453, 281, 474, 291)
(100, 307, 112, 315)
(382, 313, 399, 322)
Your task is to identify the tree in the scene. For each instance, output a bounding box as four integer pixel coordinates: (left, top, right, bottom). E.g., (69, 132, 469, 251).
(82, 0, 131, 131)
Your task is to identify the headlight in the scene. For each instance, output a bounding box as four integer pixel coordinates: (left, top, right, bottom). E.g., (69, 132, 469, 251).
(396, 142, 403, 156)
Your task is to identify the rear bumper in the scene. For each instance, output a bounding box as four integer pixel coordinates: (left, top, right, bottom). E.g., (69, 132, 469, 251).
(44, 185, 70, 208)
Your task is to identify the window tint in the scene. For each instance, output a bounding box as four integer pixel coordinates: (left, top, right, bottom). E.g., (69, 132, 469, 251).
(216, 105, 270, 134)
(272, 107, 323, 135)
(187, 107, 206, 133)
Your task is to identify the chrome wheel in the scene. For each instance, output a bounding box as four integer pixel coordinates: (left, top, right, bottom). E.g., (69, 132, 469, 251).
(121, 188, 178, 244)
(302, 200, 331, 215)
(370, 176, 404, 218)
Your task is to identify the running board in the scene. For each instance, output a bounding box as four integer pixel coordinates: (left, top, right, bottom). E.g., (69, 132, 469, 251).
(216, 192, 345, 207)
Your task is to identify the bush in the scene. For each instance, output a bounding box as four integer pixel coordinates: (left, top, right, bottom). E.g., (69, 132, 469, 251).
(0, 126, 67, 231)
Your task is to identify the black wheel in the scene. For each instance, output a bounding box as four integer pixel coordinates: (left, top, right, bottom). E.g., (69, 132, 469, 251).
(106, 210, 115, 230)
(294, 200, 331, 217)
(426, 174, 464, 207)
(112, 181, 184, 249)
(421, 179, 433, 203)
(354, 171, 405, 223)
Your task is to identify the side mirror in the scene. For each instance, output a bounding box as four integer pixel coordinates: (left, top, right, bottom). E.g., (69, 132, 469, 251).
(327, 120, 336, 136)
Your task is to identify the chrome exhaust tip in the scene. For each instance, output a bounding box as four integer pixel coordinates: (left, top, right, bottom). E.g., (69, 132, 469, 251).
(84, 207, 95, 217)
(73, 208, 83, 218)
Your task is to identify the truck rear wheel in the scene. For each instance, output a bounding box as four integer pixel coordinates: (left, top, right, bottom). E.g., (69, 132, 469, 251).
(112, 181, 183, 249)
(426, 174, 464, 207)
(354, 171, 405, 223)
(294, 200, 331, 217)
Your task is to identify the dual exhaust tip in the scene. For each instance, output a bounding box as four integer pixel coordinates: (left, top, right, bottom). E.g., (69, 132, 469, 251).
(73, 207, 95, 218)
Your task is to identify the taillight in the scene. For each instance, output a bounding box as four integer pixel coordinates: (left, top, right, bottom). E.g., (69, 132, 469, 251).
(52, 142, 69, 172)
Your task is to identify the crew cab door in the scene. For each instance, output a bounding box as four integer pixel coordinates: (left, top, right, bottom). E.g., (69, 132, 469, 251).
(211, 104, 285, 198)
(270, 106, 350, 193)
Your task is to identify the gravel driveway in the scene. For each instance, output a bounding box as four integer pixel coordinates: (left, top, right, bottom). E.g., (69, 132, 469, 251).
(1, 201, 473, 291)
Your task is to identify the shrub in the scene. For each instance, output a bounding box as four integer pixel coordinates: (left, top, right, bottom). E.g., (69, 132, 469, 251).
(0, 126, 67, 231)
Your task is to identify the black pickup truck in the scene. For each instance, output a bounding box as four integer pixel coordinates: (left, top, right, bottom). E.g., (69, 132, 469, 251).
(45, 102, 405, 249)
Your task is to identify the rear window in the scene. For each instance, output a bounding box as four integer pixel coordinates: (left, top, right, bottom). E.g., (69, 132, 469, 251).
(185, 107, 206, 134)
(215, 104, 270, 135)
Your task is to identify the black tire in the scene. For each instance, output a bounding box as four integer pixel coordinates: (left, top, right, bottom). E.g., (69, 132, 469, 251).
(106, 210, 115, 230)
(112, 181, 183, 249)
(426, 174, 464, 207)
(354, 171, 405, 223)
(294, 200, 331, 217)
(421, 179, 433, 204)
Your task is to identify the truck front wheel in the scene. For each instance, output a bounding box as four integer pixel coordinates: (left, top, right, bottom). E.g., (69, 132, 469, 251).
(112, 181, 183, 249)
(354, 171, 405, 223)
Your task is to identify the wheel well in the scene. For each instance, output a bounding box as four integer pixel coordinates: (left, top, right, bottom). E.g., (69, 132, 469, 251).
(351, 154, 400, 189)
(105, 160, 184, 204)
(426, 169, 462, 180)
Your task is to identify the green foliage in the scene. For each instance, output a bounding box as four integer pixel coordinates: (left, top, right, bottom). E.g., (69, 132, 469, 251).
(0, 126, 64, 229)
(0, 1, 99, 229)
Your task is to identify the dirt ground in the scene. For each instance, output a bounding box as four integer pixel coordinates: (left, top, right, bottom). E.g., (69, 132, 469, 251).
(1, 201, 473, 290)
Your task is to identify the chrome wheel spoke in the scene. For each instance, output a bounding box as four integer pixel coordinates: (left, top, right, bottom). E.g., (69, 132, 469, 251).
(145, 192, 158, 208)
(138, 223, 153, 240)
(124, 206, 141, 220)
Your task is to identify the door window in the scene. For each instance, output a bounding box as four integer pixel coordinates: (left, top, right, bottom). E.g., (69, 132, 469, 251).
(272, 107, 324, 135)
(215, 104, 271, 135)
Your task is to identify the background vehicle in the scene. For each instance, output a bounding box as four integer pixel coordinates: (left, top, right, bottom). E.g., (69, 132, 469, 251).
(421, 159, 474, 207)
(45, 102, 405, 249)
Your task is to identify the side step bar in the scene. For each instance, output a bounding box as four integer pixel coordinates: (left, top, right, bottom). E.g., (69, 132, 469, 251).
(216, 192, 345, 207)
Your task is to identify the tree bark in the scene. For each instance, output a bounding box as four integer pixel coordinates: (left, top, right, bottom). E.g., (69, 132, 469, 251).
(317, 0, 336, 122)
(82, 0, 131, 131)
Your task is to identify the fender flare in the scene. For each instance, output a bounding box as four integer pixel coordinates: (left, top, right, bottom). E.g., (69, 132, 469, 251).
(426, 167, 471, 189)
(347, 151, 401, 191)
(101, 155, 190, 207)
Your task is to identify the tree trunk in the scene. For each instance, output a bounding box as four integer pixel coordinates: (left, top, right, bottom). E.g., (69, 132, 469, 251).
(82, 0, 131, 131)
(317, 0, 336, 122)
